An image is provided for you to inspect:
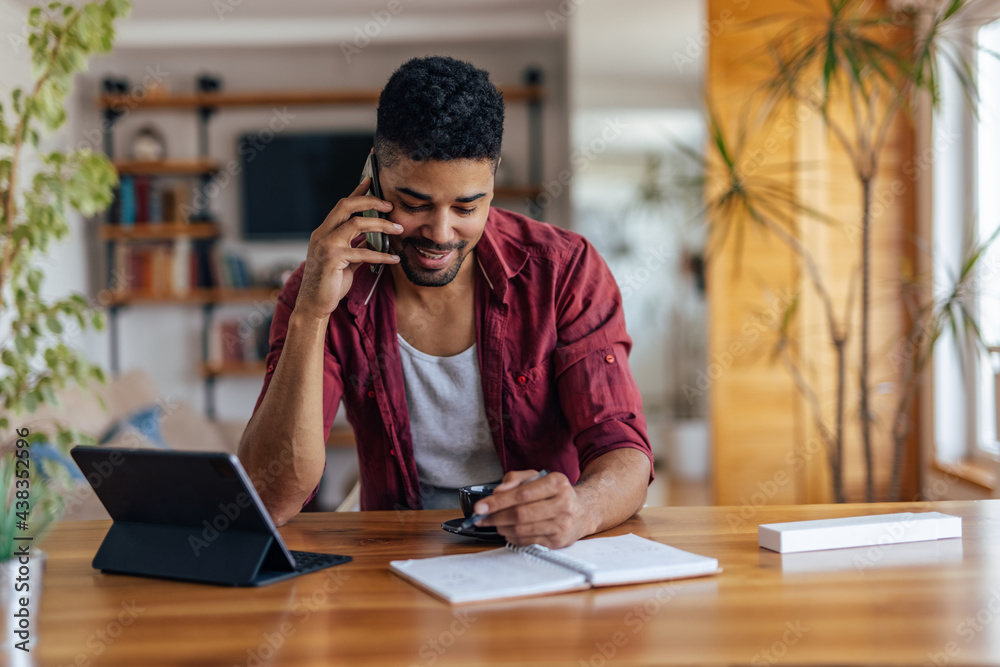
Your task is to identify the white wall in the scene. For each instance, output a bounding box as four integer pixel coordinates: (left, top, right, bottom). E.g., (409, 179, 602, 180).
(68, 36, 568, 422)
(0, 1, 31, 109)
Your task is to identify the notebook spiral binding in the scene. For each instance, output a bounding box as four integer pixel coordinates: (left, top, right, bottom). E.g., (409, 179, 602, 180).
(505, 543, 596, 577)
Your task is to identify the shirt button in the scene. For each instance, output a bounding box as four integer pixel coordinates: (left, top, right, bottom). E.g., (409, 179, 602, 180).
(605, 354, 615, 364)
(389, 448, 396, 457)
(517, 374, 528, 385)
(267, 364, 274, 373)
(367, 390, 376, 398)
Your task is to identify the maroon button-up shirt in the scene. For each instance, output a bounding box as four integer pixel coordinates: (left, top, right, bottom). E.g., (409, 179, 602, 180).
(252, 207, 653, 510)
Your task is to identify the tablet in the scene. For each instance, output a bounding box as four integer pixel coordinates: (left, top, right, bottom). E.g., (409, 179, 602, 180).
(70, 446, 350, 586)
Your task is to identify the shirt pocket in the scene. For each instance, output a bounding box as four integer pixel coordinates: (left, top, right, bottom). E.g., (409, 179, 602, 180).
(504, 356, 563, 447)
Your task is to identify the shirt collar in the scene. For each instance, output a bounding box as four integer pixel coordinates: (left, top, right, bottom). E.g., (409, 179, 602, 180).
(473, 208, 529, 301)
(345, 263, 386, 319)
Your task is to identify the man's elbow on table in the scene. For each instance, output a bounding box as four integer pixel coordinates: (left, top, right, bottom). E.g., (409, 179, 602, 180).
(267, 502, 302, 528)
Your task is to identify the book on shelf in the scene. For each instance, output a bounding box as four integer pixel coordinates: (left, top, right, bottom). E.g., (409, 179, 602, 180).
(208, 314, 272, 366)
(109, 177, 193, 225)
(390, 533, 721, 604)
(119, 175, 135, 226)
(111, 239, 232, 296)
(168, 182, 193, 223)
(134, 176, 150, 223)
(148, 179, 163, 223)
(108, 183, 121, 224)
(191, 239, 215, 289)
(161, 188, 176, 223)
(209, 248, 253, 289)
(172, 238, 191, 295)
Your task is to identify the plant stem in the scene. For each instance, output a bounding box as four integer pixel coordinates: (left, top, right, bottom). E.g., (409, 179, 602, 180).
(860, 175, 874, 502)
(834, 337, 846, 503)
(780, 347, 844, 502)
(765, 219, 849, 502)
(889, 362, 919, 502)
(755, 200, 851, 501)
(759, 194, 856, 503)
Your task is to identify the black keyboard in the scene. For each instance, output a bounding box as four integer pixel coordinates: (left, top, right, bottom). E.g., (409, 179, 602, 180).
(289, 550, 352, 574)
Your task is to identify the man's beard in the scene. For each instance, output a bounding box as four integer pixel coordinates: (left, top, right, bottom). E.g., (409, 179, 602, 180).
(394, 237, 470, 287)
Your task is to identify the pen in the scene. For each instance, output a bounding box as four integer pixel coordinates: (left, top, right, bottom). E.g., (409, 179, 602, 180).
(460, 470, 549, 531)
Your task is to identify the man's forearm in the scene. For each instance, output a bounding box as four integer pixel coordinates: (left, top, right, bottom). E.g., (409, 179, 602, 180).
(575, 447, 652, 535)
(238, 310, 330, 525)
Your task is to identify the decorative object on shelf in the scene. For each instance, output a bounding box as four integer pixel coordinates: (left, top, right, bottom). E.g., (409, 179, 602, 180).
(145, 79, 169, 100)
(128, 125, 166, 162)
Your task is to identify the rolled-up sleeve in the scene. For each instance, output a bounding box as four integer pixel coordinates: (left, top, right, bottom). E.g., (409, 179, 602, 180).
(551, 239, 654, 479)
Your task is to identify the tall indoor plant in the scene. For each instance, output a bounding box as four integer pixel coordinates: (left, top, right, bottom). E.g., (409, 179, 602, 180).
(699, 0, 994, 501)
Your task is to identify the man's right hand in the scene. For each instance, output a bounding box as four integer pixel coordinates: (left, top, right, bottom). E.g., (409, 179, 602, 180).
(295, 177, 403, 322)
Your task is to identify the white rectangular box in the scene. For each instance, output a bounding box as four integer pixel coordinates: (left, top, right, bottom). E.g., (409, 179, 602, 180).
(758, 512, 962, 554)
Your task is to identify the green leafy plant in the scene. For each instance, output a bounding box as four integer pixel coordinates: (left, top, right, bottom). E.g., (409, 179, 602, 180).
(0, 0, 131, 552)
(699, 0, 996, 501)
(887, 226, 999, 500)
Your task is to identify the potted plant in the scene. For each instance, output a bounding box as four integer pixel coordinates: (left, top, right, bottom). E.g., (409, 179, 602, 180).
(0, 0, 130, 654)
(696, 0, 996, 502)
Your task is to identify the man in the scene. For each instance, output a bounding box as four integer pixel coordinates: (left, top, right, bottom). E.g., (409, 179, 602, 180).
(239, 56, 652, 549)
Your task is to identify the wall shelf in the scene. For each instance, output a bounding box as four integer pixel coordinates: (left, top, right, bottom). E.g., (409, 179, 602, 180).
(105, 287, 278, 306)
(112, 158, 218, 175)
(98, 85, 544, 111)
(99, 222, 221, 240)
(200, 361, 268, 378)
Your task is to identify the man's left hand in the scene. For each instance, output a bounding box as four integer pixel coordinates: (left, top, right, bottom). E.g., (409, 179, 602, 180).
(473, 470, 595, 548)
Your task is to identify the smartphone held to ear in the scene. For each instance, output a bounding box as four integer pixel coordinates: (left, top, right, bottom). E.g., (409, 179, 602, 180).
(360, 151, 390, 273)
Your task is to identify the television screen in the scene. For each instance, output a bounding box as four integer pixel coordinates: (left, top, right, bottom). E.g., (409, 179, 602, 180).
(239, 131, 374, 240)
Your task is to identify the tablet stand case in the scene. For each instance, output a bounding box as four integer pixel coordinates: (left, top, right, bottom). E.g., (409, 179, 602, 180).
(94, 522, 301, 586)
(70, 446, 351, 587)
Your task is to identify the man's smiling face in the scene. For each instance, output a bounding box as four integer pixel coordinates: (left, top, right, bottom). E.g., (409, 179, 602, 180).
(377, 156, 495, 288)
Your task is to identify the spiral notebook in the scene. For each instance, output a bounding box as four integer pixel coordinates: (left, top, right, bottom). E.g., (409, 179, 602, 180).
(390, 534, 720, 604)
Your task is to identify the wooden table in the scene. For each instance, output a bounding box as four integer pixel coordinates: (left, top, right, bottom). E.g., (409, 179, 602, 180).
(40, 501, 1000, 666)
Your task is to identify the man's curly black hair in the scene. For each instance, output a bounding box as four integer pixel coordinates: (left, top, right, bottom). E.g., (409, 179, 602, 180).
(375, 56, 504, 170)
